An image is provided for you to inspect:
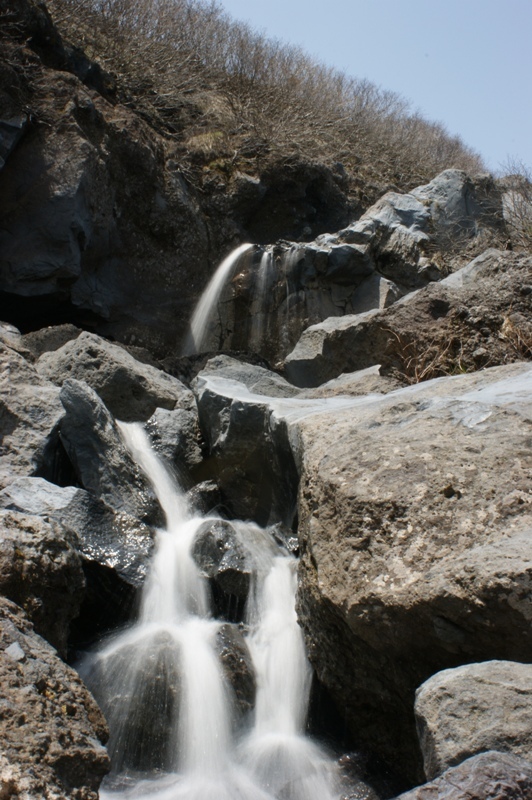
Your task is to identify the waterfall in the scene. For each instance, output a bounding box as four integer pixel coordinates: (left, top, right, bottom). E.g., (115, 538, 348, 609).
(249, 249, 274, 352)
(182, 243, 253, 356)
(79, 423, 338, 800)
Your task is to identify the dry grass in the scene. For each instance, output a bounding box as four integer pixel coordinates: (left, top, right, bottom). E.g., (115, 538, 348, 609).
(384, 329, 471, 384)
(500, 313, 532, 359)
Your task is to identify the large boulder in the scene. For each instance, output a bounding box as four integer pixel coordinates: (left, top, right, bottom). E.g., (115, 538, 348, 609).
(392, 751, 532, 800)
(58, 379, 162, 525)
(284, 249, 532, 387)
(0, 596, 109, 799)
(414, 661, 532, 779)
(0, 342, 63, 488)
(193, 357, 300, 525)
(0, 509, 84, 657)
(293, 362, 532, 781)
(38, 331, 195, 422)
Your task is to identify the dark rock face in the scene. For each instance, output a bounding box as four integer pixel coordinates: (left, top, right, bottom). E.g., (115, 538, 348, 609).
(0, 0, 211, 353)
(392, 751, 532, 800)
(58, 378, 162, 525)
(0, 509, 84, 657)
(193, 357, 300, 525)
(145, 405, 202, 474)
(0, 2, 355, 356)
(0, 596, 109, 799)
(414, 661, 532, 779)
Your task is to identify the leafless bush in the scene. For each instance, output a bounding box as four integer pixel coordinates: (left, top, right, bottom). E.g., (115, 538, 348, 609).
(500, 160, 532, 251)
(45, 0, 484, 192)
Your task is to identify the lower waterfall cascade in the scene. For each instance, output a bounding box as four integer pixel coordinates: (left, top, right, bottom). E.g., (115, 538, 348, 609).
(79, 422, 339, 800)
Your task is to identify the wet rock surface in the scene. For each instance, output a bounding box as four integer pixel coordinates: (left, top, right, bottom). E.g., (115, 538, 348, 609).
(81, 628, 182, 774)
(59, 378, 163, 525)
(145, 405, 202, 475)
(0, 596, 109, 799)
(193, 358, 300, 526)
(215, 623, 256, 721)
(192, 519, 251, 601)
(414, 661, 532, 779)
(391, 751, 532, 800)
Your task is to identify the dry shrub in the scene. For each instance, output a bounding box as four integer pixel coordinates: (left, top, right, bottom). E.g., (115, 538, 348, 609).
(500, 313, 532, 359)
(384, 329, 471, 384)
(500, 161, 532, 251)
(44, 0, 484, 195)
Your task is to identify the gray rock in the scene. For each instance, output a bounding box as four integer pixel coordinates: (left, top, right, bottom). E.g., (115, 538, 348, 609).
(294, 362, 532, 779)
(145, 405, 202, 473)
(192, 519, 251, 601)
(415, 661, 532, 779)
(0, 510, 84, 657)
(325, 244, 374, 285)
(0, 597, 109, 799)
(0, 476, 154, 587)
(186, 480, 223, 516)
(196, 354, 301, 398)
(193, 359, 300, 525)
(350, 273, 402, 315)
(59, 378, 162, 525)
(22, 323, 82, 359)
(38, 331, 194, 422)
(284, 309, 382, 388)
(284, 249, 532, 387)
(0, 343, 63, 489)
(392, 751, 532, 800)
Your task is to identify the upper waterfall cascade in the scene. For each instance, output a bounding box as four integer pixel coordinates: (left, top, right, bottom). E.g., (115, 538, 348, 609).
(80, 422, 339, 800)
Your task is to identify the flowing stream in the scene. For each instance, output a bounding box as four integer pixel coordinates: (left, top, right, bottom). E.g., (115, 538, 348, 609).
(80, 422, 338, 800)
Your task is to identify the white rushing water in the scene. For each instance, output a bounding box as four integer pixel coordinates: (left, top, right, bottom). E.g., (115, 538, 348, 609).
(182, 243, 253, 355)
(80, 422, 338, 800)
(249, 249, 274, 352)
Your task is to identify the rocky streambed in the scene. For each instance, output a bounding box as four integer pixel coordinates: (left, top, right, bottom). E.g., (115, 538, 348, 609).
(1, 267, 531, 798)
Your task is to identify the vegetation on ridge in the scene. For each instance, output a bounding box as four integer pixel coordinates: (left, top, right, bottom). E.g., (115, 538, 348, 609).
(45, 0, 484, 205)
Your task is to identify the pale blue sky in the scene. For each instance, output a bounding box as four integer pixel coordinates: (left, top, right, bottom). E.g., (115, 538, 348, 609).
(219, 0, 532, 174)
